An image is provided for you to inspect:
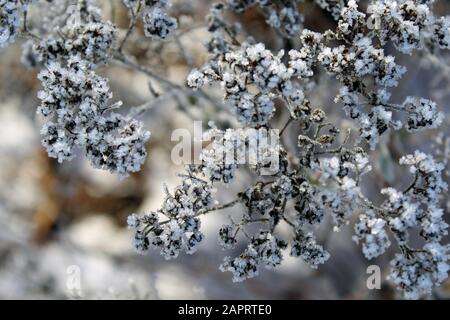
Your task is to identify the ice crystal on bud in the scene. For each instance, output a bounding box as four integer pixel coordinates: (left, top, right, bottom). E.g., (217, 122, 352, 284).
(226, 0, 302, 38)
(353, 211, 391, 259)
(403, 97, 444, 132)
(219, 230, 287, 282)
(140, 0, 177, 40)
(143, 6, 177, 40)
(121, 0, 177, 40)
(399, 151, 448, 204)
(187, 69, 208, 90)
(367, 0, 431, 54)
(128, 175, 213, 258)
(32, 4, 116, 67)
(0, 0, 35, 48)
(291, 231, 330, 268)
(219, 224, 238, 250)
(430, 16, 450, 49)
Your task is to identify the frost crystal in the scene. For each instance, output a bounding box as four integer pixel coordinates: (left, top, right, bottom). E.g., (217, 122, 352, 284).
(291, 231, 330, 268)
(128, 175, 212, 258)
(353, 211, 391, 259)
(0, 0, 35, 48)
(220, 230, 287, 282)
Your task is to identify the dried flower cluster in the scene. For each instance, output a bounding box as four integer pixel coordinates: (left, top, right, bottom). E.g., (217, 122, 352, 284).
(36, 3, 150, 177)
(141, 0, 450, 299)
(225, 0, 303, 38)
(1, 0, 449, 299)
(123, 0, 177, 40)
(7, 1, 152, 177)
(127, 174, 212, 257)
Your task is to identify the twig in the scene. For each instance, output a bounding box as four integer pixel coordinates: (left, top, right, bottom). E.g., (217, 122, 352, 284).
(197, 199, 240, 216)
(113, 52, 184, 91)
(118, 1, 142, 52)
(403, 171, 419, 193)
(279, 117, 294, 136)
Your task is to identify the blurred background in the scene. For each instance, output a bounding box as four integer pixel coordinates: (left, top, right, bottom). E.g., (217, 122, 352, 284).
(0, 0, 449, 299)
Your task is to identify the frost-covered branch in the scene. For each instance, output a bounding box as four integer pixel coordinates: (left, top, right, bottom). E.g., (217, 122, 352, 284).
(1, 0, 449, 300)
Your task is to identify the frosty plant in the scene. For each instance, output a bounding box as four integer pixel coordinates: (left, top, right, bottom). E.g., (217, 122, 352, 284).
(1, 0, 449, 299)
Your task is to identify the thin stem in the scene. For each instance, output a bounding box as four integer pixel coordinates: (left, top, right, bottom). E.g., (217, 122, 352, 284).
(314, 122, 332, 139)
(22, 6, 28, 32)
(174, 34, 193, 67)
(147, 81, 160, 98)
(224, 26, 241, 46)
(424, 49, 450, 82)
(19, 4, 43, 41)
(197, 199, 240, 216)
(279, 117, 293, 136)
(357, 192, 387, 216)
(403, 171, 419, 193)
(127, 91, 174, 118)
(313, 129, 351, 155)
(175, 23, 207, 37)
(113, 52, 184, 91)
(110, 0, 117, 24)
(145, 198, 240, 235)
(282, 216, 296, 228)
(118, 1, 142, 52)
(114, 52, 223, 118)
